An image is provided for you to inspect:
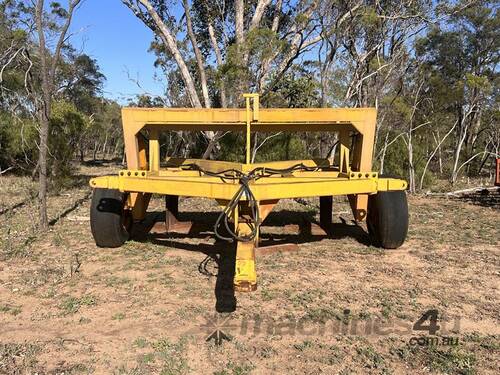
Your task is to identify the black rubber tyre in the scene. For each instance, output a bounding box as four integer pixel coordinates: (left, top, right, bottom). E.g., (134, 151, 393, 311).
(90, 188, 131, 248)
(367, 190, 408, 249)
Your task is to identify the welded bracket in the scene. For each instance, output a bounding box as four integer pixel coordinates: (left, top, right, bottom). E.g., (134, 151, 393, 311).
(339, 143, 351, 175)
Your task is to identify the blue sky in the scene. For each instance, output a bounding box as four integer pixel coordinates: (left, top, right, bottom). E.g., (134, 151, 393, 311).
(70, 0, 166, 102)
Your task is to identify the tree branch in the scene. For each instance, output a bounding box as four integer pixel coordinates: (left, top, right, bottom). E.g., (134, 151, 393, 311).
(182, 0, 211, 107)
(123, 0, 202, 108)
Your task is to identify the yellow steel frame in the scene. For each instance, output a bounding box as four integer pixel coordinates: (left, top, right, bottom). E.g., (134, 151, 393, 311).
(89, 94, 407, 292)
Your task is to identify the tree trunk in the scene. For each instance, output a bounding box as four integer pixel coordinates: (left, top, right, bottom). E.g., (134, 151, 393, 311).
(101, 132, 108, 159)
(419, 120, 458, 190)
(407, 135, 415, 193)
(207, 21, 227, 108)
(79, 142, 85, 163)
(451, 122, 469, 184)
(202, 136, 218, 159)
(380, 132, 389, 174)
(33, 0, 80, 229)
(249, 0, 273, 31)
(235, 0, 244, 46)
(258, 0, 282, 90)
(93, 141, 98, 161)
(37, 112, 49, 229)
(182, 0, 211, 108)
(35, 0, 51, 229)
(434, 131, 443, 174)
(137, 0, 202, 108)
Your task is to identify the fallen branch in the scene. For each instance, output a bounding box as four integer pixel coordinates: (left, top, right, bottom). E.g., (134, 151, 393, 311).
(0, 200, 28, 215)
(0, 192, 37, 216)
(49, 190, 92, 226)
(66, 215, 90, 221)
(425, 186, 499, 197)
(0, 166, 14, 175)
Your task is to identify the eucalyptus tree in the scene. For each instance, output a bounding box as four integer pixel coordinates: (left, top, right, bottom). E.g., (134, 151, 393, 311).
(1, 0, 83, 227)
(416, 0, 499, 183)
(121, 0, 363, 107)
(32, 0, 83, 228)
(121, 0, 362, 159)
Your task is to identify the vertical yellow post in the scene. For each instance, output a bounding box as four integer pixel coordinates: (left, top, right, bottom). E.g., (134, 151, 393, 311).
(234, 221, 257, 292)
(243, 93, 259, 165)
(149, 128, 160, 173)
(238, 94, 260, 290)
(121, 110, 151, 220)
(232, 200, 257, 292)
(245, 96, 251, 164)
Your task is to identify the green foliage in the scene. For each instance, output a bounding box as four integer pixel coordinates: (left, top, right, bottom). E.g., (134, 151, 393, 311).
(0, 111, 38, 171)
(255, 134, 306, 162)
(381, 131, 435, 187)
(61, 54, 106, 114)
(59, 294, 97, 315)
(246, 28, 285, 61)
(360, 6, 380, 29)
(50, 2, 69, 18)
(464, 73, 492, 93)
(48, 101, 86, 180)
(218, 132, 246, 162)
(132, 94, 166, 108)
(411, 1, 499, 183)
(152, 337, 189, 375)
(264, 65, 320, 108)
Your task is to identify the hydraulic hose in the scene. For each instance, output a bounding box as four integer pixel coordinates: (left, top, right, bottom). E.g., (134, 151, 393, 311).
(180, 163, 319, 242)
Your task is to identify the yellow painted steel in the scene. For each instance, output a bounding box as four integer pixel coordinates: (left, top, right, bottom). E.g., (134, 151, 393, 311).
(234, 221, 257, 292)
(243, 93, 260, 164)
(90, 173, 406, 200)
(91, 93, 407, 292)
(148, 128, 160, 172)
(120, 96, 377, 221)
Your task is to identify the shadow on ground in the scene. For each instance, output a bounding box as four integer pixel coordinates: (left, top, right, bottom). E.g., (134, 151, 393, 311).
(453, 187, 500, 208)
(130, 209, 371, 313)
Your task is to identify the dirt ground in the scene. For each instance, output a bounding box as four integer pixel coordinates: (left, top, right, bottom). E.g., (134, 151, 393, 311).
(0, 163, 499, 374)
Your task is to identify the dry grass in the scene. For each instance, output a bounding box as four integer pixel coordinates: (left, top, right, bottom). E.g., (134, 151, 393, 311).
(0, 164, 498, 374)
